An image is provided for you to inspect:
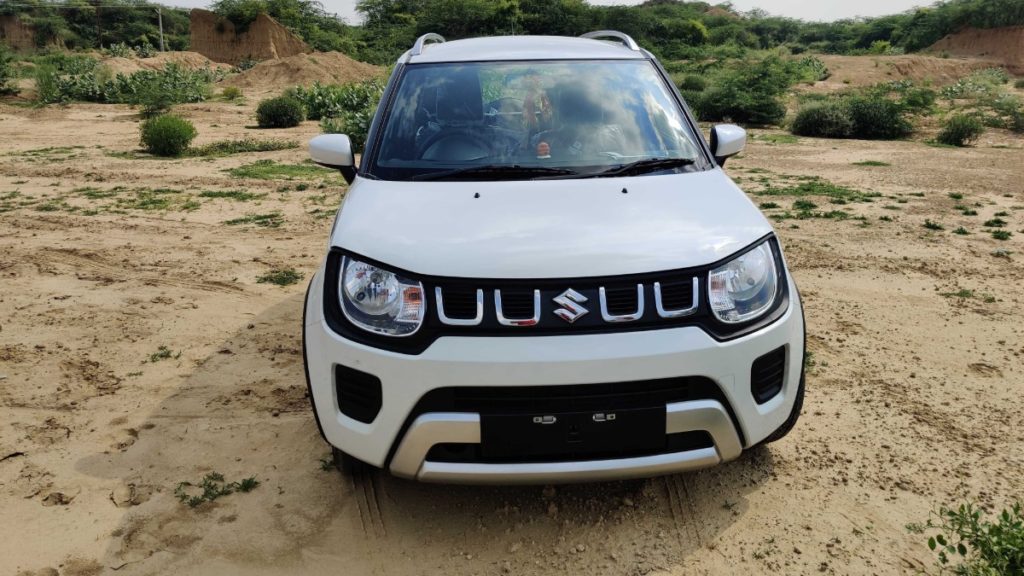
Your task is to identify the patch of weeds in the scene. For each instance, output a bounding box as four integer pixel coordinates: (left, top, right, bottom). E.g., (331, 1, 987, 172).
(953, 226, 970, 235)
(752, 133, 799, 145)
(962, 208, 979, 216)
(188, 138, 298, 158)
(75, 186, 121, 199)
(981, 294, 996, 303)
(758, 202, 779, 209)
(116, 188, 192, 211)
(148, 345, 181, 362)
(991, 249, 1012, 259)
(224, 212, 284, 228)
(879, 215, 894, 222)
(295, 183, 309, 191)
(226, 159, 333, 181)
(175, 472, 260, 508)
(908, 192, 926, 197)
(983, 218, 1007, 228)
(852, 160, 890, 166)
(257, 268, 303, 286)
(308, 208, 334, 220)
(994, 211, 1009, 217)
(991, 230, 1012, 240)
(882, 205, 902, 211)
(319, 455, 335, 471)
(923, 219, 944, 231)
(793, 199, 817, 211)
(758, 177, 880, 203)
(920, 501, 1023, 575)
(126, 371, 143, 378)
(198, 190, 265, 201)
(948, 192, 964, 200)
(940, 289, 974, 299)
(35, 199, 75, 213)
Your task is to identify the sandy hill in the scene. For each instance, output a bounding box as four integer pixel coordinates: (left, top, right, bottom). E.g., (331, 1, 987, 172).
(928, 26, 1024, 75)
(220, 52, 384, 94)
(804, 54, 1003, 93)
(101, 52, 232, 75)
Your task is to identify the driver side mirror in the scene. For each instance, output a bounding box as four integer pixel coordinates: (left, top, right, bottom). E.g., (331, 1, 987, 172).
(310, 134, 356, 184)
(709, 124, 746, 167)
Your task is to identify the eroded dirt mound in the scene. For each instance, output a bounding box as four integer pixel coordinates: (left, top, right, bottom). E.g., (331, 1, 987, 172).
(190, 8, 309, 65)
(928, 26, 1024, 75)
(809, 54, 999, 92)
(101, 51, 232, 75)
(220, 51, 384, 94)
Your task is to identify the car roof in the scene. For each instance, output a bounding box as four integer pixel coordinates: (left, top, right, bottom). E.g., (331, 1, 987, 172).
(401, 35, 649, 64)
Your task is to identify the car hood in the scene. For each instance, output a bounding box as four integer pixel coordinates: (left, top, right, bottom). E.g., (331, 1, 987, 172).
(331, 170, 773, 279)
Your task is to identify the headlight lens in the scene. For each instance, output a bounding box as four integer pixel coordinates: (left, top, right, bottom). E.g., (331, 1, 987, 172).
(340, 256, 425, 336)
(708, 241, 778, 324)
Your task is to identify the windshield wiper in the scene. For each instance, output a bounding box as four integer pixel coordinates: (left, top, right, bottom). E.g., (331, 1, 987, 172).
(411, 164, 578, 181)
(583, 157, 696, 178)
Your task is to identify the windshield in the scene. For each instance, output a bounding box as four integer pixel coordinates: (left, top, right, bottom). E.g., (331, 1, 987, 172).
(368, 60, 706, 181)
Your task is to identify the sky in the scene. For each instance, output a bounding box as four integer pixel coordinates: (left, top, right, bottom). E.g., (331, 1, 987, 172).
(165, 0, 931, 25)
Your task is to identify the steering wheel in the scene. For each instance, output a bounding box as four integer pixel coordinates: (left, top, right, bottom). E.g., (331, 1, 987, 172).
(418, 128, 495, 161)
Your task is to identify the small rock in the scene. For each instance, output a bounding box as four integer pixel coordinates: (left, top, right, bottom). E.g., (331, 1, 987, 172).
(622, 497, 634, 507)
(576, 544, 586, 553)
(509, 542, 522, 554)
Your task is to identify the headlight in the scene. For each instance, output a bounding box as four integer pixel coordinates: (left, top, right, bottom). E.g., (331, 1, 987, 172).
(708, 240, 778, 324)
(340, 256, 425, 336)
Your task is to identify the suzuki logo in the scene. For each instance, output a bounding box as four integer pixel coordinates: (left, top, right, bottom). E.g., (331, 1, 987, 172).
(553, 288, 589, 323)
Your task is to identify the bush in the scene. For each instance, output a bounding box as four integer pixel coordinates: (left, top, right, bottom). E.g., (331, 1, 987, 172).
(289, 78, 384, 121)
(791, 102, 854, 138)
(34, 64, 60, 103)
(140, 114, 197, 156)
(678, 75, 706, 92)
(33, 61, 220, 106)
(844, 95, 913, 139)
(923, 501, 1023, 575)
(1, 45, 19, 96)
(221, 86, 242, 100)
(256, 96, 305, 128)
(687, 56, 797, 126)
(1016, 79, 1024, 90)
(937, 114, 984, 147)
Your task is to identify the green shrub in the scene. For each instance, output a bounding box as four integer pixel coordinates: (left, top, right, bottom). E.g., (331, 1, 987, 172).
(0, 45, 17, 96)
(289, 78, 384, 121)
(678, 74, 706, 92)
(687, 56, 794, 125)
(256, 96, 305, 128)
(844, 95, 913, 139)
(105, 42, 133, 58)
(221, 86, 242, 100)
(34, 64, 60, 103)
(791, 102, 854, 138)
(140, 114, 197, 156)
(922, 501, 1023, 575)
(1015, 79, 1024, 90)
(937, 114, 984, 147)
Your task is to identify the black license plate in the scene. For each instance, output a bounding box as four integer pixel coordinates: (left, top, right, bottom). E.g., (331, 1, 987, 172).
(480, 406, 666, 460)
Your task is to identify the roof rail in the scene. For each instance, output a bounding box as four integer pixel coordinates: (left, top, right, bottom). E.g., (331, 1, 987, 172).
(410, 33, 446, 57)
(581, 30, 640, 51)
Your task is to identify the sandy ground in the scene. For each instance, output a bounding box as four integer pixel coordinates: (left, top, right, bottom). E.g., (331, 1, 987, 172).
(1, 90, 1022, 576)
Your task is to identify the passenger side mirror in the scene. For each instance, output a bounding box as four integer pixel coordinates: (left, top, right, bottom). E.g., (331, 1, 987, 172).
(310, 134, 356, 184)
(709, 124, 746, 167)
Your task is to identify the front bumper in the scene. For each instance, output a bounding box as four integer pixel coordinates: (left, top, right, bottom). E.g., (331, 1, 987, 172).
(304, 270, 804, 484)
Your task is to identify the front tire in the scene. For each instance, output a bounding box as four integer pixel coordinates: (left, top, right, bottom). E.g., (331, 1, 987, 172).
(332, 446, 370, 476)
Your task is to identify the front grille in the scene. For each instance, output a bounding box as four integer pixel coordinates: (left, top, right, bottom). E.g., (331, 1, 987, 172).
(603, 285, 640, 315)
(497, 289, 535, 318)
(426, 430, 714, 464)
(750, 346, 786, 404)
(415, 377, 724, 415)
(335, 364, 383, 423)
(658, 279, 694, 310)
(437, 286, 478, 319)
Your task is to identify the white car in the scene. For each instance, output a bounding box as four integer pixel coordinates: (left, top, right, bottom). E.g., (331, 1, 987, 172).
(303, 31, 805, 484)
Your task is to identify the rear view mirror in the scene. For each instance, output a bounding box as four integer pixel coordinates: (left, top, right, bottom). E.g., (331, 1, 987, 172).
(310, 134, 356, 184)
(710, 124, 746, 167)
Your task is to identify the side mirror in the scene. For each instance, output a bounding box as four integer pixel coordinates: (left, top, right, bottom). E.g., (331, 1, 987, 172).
(709, 124, 746, 167)
(310, 134, 356, 184)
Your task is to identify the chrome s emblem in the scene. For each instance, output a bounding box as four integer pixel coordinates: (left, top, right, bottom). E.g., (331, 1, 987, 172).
(552, 288, 589, 323)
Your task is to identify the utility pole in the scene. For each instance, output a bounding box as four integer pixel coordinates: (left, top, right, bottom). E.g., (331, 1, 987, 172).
(156, 7, 165, 51)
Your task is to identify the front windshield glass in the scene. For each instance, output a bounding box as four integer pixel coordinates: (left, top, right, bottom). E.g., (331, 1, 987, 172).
(369, 59, 705, 181)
